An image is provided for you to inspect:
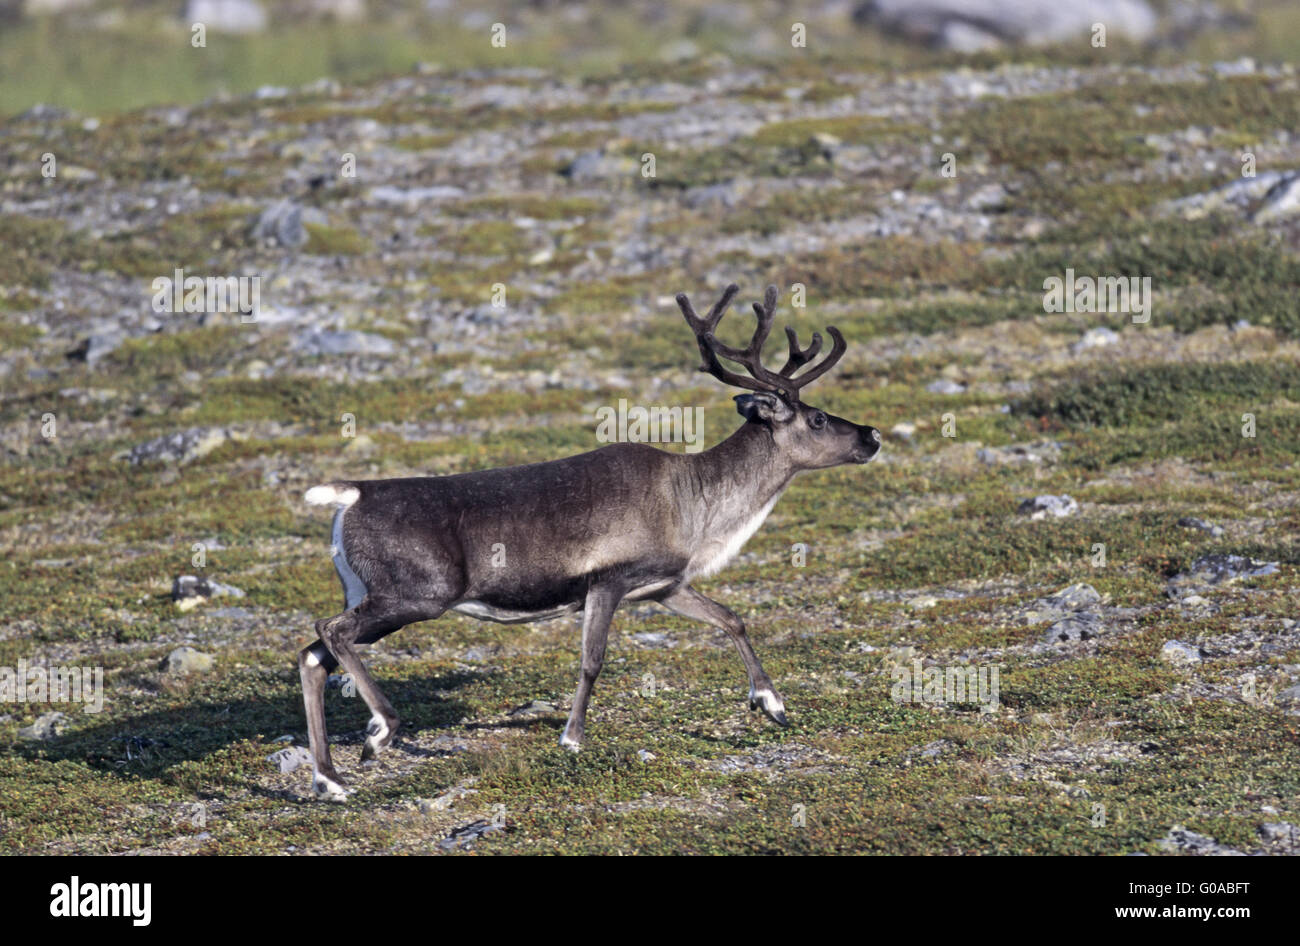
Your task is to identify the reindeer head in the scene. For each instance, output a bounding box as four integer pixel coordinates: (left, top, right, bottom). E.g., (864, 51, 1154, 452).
(677, 284, 881, 469)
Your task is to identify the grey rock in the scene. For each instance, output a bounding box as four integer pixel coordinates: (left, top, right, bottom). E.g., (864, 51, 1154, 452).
(508, 699, 557, 717)
(854, 0, 1158, 49)
(915, 739, 951, 758)
(1251, 173, 1300, 224)
(1044, 612, 1104, 644)
(125, 427, 236, 465)
(1157, 825, 1246, 856)
(171, 575, 245, 600)
(1073, 327, 1119, 351)
(684, 180, 747, 209)
(562, 150, 637, 181)
(250, 200, 323, 248)
(964, 182, 1009, 211)
(369, 185, 465, 204)
(1258, 822, 1298, 844)
(1018, 494, 1078, 519)
(18, 711, 66, 742)
(184, 0, 267, 34)
(925, 379, 967, 395)
(631, 631, 674, 647)
(977, 440, 1061, 465)
(267, 745, 312, 773)
(68, 332, 124, 367)
(1160, 640, 1202, 665)
(1033, 582, 1102, 614)
(1177, 516, 1225, 537)
(1161, 171, 1288, 220)
(439, 818, 504, 850)
(1212, 57, 1256, 78)
(419, 791, 467, 814)
(293, 330, 396, 357)
(160, 646, 216, 675)
(1276, 684, 1300, 706)
(1167, 554, 1278, 597)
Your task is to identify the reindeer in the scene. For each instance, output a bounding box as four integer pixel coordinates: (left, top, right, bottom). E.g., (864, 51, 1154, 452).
(299, 284, 880, 800)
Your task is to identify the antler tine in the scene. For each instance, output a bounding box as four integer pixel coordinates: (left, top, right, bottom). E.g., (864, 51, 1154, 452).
(779, 325, 823, 377)
(678, 283, 847, 400)
(678, 283, 775, 393)
(675, 283, 739, 334)
(784, 325, 847, 392)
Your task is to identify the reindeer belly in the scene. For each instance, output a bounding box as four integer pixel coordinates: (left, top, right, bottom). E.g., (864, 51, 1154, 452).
(451, 599, 582, 624)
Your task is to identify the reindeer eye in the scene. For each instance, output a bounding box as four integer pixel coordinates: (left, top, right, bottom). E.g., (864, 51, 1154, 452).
(809, 411, 827, 430)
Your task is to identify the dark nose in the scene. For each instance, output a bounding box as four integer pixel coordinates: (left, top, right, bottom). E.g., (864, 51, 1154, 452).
(860, 426, 882, 460)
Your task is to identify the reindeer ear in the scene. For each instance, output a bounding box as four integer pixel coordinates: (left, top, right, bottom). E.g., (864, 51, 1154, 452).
(734, 393, 793, 424)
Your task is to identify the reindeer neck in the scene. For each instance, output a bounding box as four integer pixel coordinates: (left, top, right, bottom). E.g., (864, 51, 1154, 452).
(686, 421, 796, 515)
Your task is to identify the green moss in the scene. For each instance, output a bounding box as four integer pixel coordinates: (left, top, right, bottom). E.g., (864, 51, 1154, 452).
(717, 185, 877, 236)
(445, 194, 603, 221)
(303, 222, 371, 256)
(434, 220, 531, 258)
(1017, 360, 1300, 428)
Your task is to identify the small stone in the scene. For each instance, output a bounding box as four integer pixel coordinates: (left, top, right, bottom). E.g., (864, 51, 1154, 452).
(161, 646, 215, 675)
(67, 332, 123, 367)
(1033, 582, 1101, 613)
(508, 699, 557, 717)
(976, 440, 1062, 465)
(293, 330, 396, 357)
(267, 745, 312, 773)
(18, 711, 66, 742)
(251, 199, 312, 248)
(172, 575, 245, 601)
(925, 379, 967, 395)
(369, 185, 465, 204)
(1259, 822, 1297, 843)
(1252, 173, 1300, 224)
(1212, 57, 1255, 77)
(1157, 825, 1245, 856)
(1018, 495, 1078, 520)
(183, 0, 267, 33)
(562, 150, 637, 182)
(637, 749, 656, 762)
(1177, 516, 1225, 537)
(1044, 612, 1104, 644)
(631, 631, 674, 647)
(890, 422, 916, 443)
(438, 818, 503, 850)
(1160, 640, 1202, 666)
(1167, 554, 1279, 597)
(1073, 327, 1119, 351)
(965, 183, 1009, 211)
(1276, 684, 1300, 706)
(125, 427, 239, 466)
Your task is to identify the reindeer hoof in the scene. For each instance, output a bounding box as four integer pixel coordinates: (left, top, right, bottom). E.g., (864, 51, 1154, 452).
(312, 773, 351, 802)
(749, 688, 789, 727)
(361, 715, 397, 761)
(559, 733, 583, 753)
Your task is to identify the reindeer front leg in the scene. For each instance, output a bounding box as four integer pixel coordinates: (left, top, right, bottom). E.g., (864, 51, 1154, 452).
(561, 585, 623, 750)
(659, 584, 788, 726)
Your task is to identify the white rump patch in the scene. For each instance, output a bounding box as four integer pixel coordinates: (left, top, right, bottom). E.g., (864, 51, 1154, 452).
(305, 484, 360, 507)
